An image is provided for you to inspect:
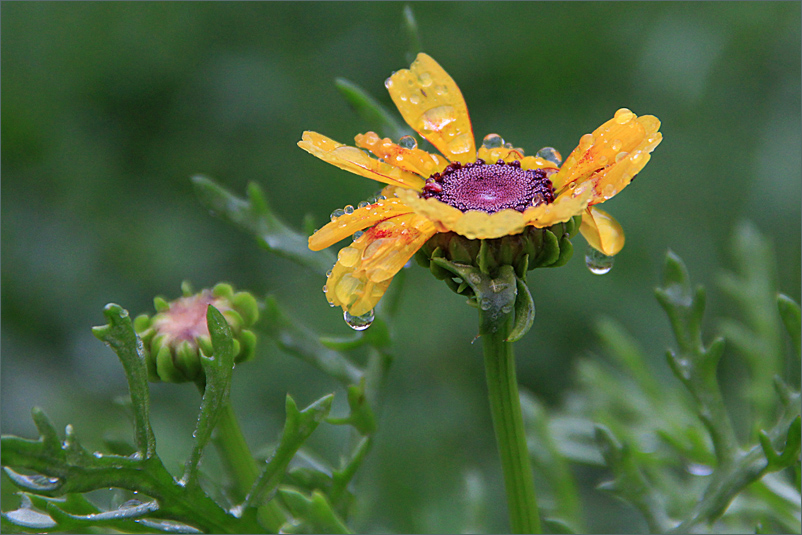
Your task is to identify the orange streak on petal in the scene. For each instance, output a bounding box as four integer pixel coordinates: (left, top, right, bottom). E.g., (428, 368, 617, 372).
(355, 132, 447, 177)
(308, 196, 413, 251)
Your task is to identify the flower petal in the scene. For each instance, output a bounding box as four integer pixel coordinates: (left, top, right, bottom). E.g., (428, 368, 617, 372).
(386, 53, 476, 163)
(325, 213, 436, 316)
(523, 186, 593, 227)
(354, 131, 448, 177)
(299, 131, 426, 190)
(476, 145, 525, 163)
(579, 206, 625, 256)
(551, 109, 662, 201)
(396, 188, 531, 240)
(309, 192, 413, 251)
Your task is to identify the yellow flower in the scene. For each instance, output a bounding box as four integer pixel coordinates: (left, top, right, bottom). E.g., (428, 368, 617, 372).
(301, 53, 662, 317)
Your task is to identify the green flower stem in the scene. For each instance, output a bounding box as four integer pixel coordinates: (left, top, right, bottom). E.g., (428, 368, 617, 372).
(482, 317, 541, 534)
(212, 399, 287, 531)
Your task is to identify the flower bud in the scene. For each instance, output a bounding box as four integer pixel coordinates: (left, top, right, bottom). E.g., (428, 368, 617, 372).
(134, 282, 259, 383)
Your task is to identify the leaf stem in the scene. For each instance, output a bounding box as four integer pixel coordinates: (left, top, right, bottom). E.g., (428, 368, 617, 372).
(481, 318, 541, 534)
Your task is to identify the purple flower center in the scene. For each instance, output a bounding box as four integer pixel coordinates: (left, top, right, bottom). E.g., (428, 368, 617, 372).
(421, 159, 555, 214)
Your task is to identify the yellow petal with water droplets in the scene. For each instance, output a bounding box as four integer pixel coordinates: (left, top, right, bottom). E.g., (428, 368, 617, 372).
(299, 131, 425, 190)
(518, 156, 559, 172)
(477, 145, 525, 164)
(354, 132, 447, 177)
(325, 212, 436, 316)
(579, 207, 625, 256)
(386, 53, 476, 163)
(523, 186, 592, 227)
(308, 195, 413, 251)
(394, 188, 463, 233)
(551, 109, 661, 197)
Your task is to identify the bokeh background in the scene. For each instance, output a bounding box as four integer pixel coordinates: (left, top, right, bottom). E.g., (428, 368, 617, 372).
(3, 2, 800, 533)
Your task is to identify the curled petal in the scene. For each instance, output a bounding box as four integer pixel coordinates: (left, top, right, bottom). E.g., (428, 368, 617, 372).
(579, 206, 625, 256)
(309, 193, 413, 251)
(325, 213, 437, 315)
(355, 131, 447, 177)
(523, 186, 593, 227)
(299, 131, 425, 190)
(386, 53, 476, 163)
(551, 109, 662, 201)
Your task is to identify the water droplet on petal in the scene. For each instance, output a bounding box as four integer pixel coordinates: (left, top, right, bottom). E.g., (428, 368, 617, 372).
(501, 304, 513, 314)
(322, 285, 328, 293)
(358, 201, 370, 209)
(585, 246, 615, 275)
(482, 133, 505, 149)
(422, 105, 456, 132)
(579, 133, 595, 151)
(344, 309, 374, 330)
(344, 205, 355, 215)
(398, 135, 418, 149)
(338, 246, 361, 267)
(615, 151, 629, 163)
(330, 208, 345, 222)
(602, 184, 617, 199)
(409, 95, 421, 105)
(614, 108, 635, 124)
(448, 134, 473, 154)
(352, 230, 364, 241)
(536, 147, 562, 165)
(418, 71, 433, 87)
(611, 139, 623, 152)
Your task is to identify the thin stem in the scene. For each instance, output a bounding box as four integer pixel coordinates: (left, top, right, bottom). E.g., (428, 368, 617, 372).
(482, 319, 541, 534)
(212, 399, 287, 531)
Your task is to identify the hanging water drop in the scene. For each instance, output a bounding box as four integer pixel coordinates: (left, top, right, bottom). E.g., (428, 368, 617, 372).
(398, 135, 418, 149)
(536, 147, 562, 165)
(585, 246, 615, 275)
(482, 133, 505, 149)
(344, 309, 375, 330)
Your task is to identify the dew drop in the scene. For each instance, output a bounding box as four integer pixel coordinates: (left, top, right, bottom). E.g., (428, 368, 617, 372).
(344, 205, 355, 215)
(434, 84, 448, 95)
(448, 134, 473, 154)
(685, 463, 713, 476)
(409, 95, 421, 105)
(330, 208, 345, 222)
(614, 108, 635, 124)
(536, 147, 562, 165)
(421, 105, 456, 132)
(398, 135, 418, 149)
(352, 230, 364, 241)
(585, 246, 615, 275)
(322, 285, 328, 293)
(480, 298, 492, 311)
(326, 270, 332, 278)
(579, 133, 595, 151)
(602, 184, 617, 199)
(615, 151, 629, 163)
(418, 72, 433, 87)
(611, 139, 623, 152)
(358, 201, 370, 209)
(482, 133, 505, 149)
(467, 273, 482, 284)
(501, 304, 513, 314)
(344, 309, 374, 330)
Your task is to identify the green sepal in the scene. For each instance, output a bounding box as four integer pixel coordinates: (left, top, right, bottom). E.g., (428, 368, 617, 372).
(548, 235, 574, 268)
(777, 293, 801, 357)
(246, 394, 334, 508)
(532, 229, 560, 268)
(507, 276, 535, 342)
(334, 78, 411, 142)
(192, 176, 334, 275)
(91, 304, 155, 458)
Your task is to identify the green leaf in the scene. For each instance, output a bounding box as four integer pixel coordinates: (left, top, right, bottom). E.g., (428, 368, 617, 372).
(334, 78, 410, 141)
(182, 306, 236, 488)
(759, 415, 802, 472)
(262, 296, 362, 385)
(326, 378, 377, 435)
(91, 304, 155, 458)
(192, 176, 334, 275)
(246, 394, 334, 508)
(777, 293, 801, 357)
(506, 276, 534, 342)
(278, 488, 351, 534)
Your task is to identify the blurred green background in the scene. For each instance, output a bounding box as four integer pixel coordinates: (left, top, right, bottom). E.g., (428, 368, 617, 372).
(2, 2, 800, 533)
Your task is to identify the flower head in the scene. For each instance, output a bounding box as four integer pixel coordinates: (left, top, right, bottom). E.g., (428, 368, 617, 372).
(135, 283, 259, 383)
(302, 53, 661, 318)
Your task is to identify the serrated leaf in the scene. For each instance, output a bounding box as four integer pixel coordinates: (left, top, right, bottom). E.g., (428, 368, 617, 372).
(262, 296, 362, 386)
(192, 176, 334, 275)
(91, 304, 155, 457)
(182, 306, 236, 488)
(246, 394, 334, 507)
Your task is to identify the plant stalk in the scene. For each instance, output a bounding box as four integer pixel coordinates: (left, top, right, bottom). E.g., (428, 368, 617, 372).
(482, 319, 541, 534)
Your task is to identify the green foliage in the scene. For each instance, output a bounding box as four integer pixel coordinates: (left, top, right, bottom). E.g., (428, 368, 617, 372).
(522, 225, 801, 534)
